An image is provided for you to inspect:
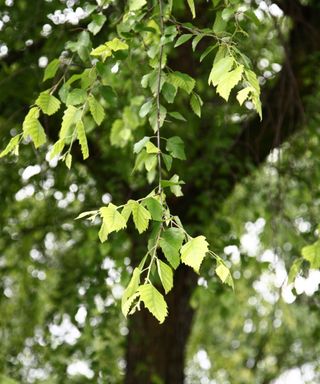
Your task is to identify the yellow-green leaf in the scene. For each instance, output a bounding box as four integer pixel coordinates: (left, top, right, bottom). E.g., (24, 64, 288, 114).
(106, 38, 129, 51)
(60, 105, 79, 139)
(43, 58, 60, 82)
(138, 284, 168, 324)
(159, 228, 185, 269)
(208, 56, 233, 86)
(99, 203, 127, 242)
(236, 86, 252, 106)
(122, 268, 141, 317)
(0, 135, 21, 158)
(65, 153, 72, 169)
(302, 241, 320, 269)
(76, 120, 89, 160)
(167, 71, 195, 94)
(216, 262, 234, 289)
(88, 95, 105, 125)
(145, 141, 159, 154)
(157, 260, 173, 294)
(216, 65, 244, 101)
(36, 91, 61, 116)
(91, 44, 112, 61)
(49, 139, 65, 160)
(180, 235, 209, 273)
(22, 107, 46, 148)
(132, 201, 151, 234)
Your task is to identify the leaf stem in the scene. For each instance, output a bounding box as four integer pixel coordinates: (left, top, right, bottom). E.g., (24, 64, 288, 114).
(145, 225, 163, 284)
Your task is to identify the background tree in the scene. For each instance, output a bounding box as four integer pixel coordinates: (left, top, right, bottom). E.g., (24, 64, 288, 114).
(0, 0, 320, 383)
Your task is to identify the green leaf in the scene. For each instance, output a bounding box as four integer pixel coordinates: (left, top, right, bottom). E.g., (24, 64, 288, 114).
(148, 70, 166, 94)
(288, 258, 303, 284)
(168, 111, 186, 121)
(162, 153, 173, 171)
(122, 267, 141, 317)
(161, 174, 184, 196)
(221, 7, 234, 21)
(190, 93, 203, 117)
(213, 11, 227, 33)
(216, 65, 244, 101)
(157, 260, 173, 294)
(0, 135, 21, 158)
(43, 58, 60, 82)
(180, 235, 209, 273)
(139, 100, 153, 118)
(187, 0, 196, 18)
(167, 71, 195, 94)
(133, 149, 148, 172)
(60, 105, 79, 139)
(132, 201, 151, 234)
(76, 120, 89, 160)
(144, 197, 163, 221)
(302, 241, 320, 269)
(88, 14, 106, 35)
(22, 107, 46, 148)
(110, 120, 131, 148)
(162, 83, 177, 104)
(159, 228, 185, 269)
(216, 261, 234, 289)
(200, 45, 216, 63)
(134, 137, 150, 154)
(166, 136, 186, 160)
(138, 284, 168, 324)
(36, 91, 61, 116)
(148, 106, 167, 133)
(192, 34, 204, 51)
(208, 56, 234, 86)
(99, 203, 127, 242)
(145, 154, 157, 172)
(129, 0, 147, 11)
(174, 34, 193, 47)
(66, 88, 87, 106)
(88, 95, 105, 125)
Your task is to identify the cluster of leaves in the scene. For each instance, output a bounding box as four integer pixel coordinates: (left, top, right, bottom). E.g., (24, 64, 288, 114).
(78, 192, 232, 323)
(0, 0, 262, 322)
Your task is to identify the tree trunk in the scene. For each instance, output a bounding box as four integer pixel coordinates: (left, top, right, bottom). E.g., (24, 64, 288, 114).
(125, 266, 197, 384)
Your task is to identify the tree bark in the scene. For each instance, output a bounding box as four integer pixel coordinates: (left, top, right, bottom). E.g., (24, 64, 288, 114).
(125, 266, 196, 384)
(124, 2, 320, 383)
